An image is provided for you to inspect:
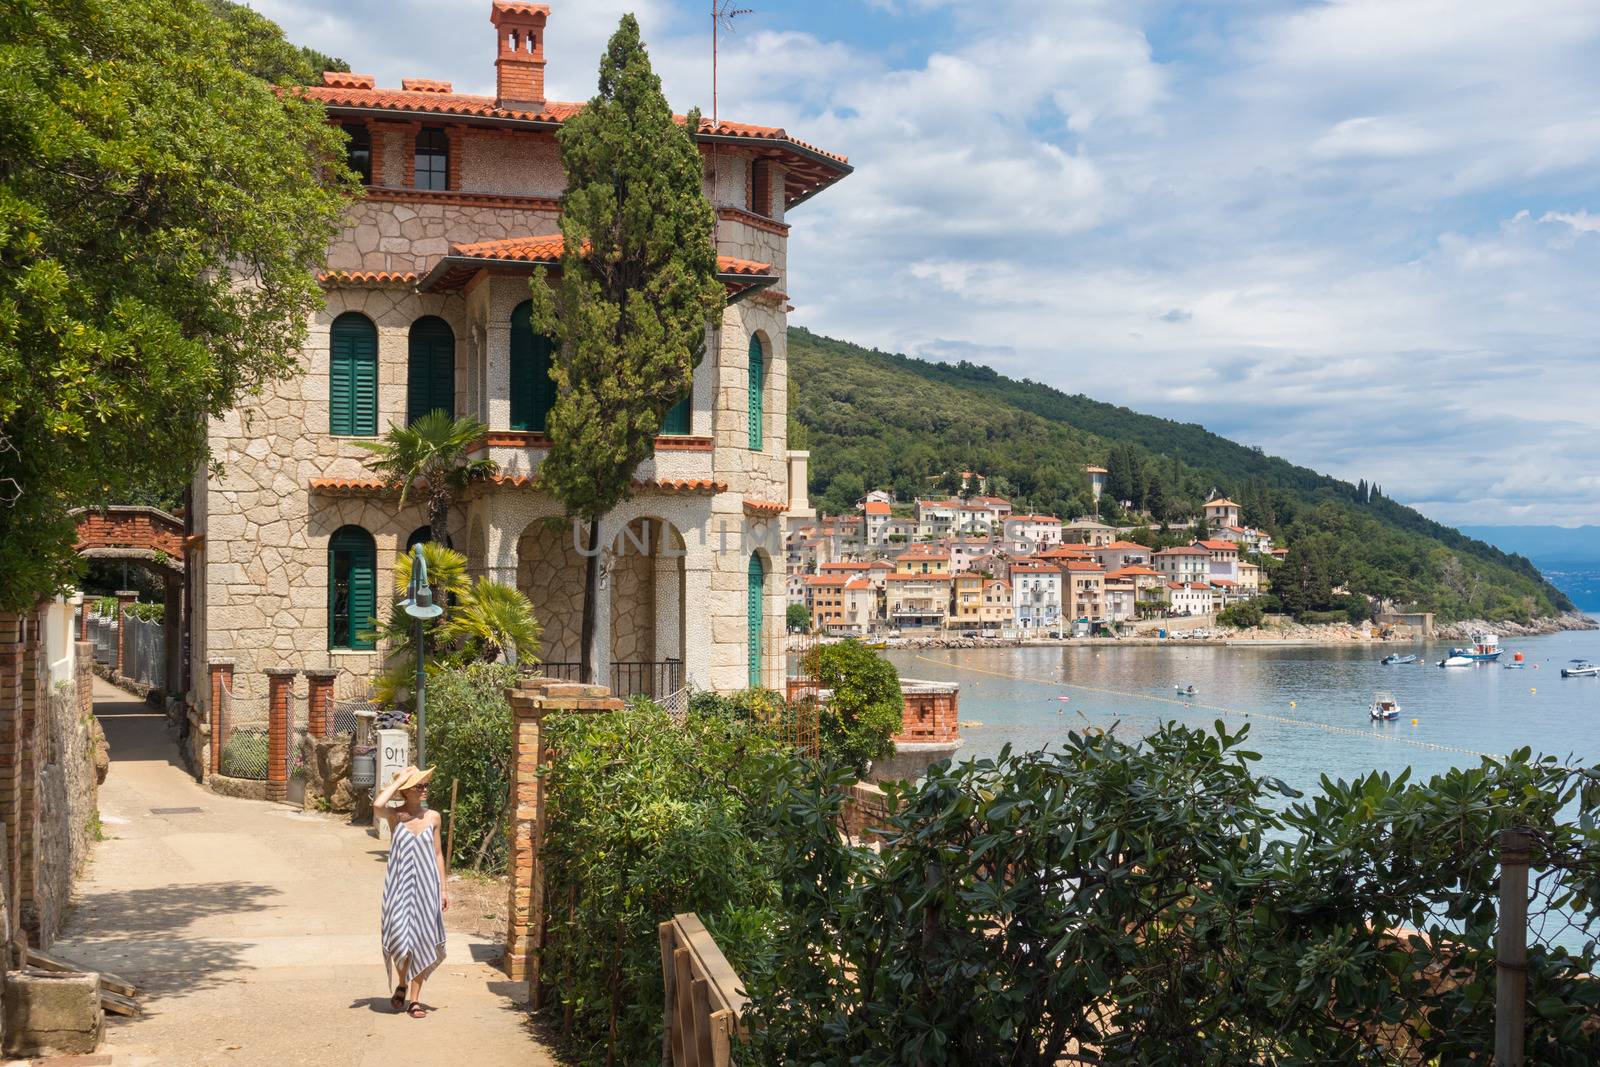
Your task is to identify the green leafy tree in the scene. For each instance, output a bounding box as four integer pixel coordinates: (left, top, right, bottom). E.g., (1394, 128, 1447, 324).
(529, 15, 724, 681)
(356, 412, 495, 545)
(803, 640, 903, 773)
(0, 0, 354, 610)
(786, 602, 812, 633)
(206, 0, 348, 84)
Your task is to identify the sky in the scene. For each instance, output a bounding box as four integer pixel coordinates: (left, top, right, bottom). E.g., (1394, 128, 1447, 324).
(256, 0, 1600, 528)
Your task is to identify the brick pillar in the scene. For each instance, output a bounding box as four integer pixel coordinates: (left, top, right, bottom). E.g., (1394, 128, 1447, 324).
(504, 678, 624, 1000)
(78, 597, 91, 642)
(113, 589, 137, 678)
(207, 660, 233, 778)
(17, 605, 43, 942)
(304, 669, 338, 738)
(0, 611, 25, 941)
(264, 668, 296, 802)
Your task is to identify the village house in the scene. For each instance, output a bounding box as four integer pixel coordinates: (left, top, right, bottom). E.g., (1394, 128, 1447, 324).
(1165, 582, 1215, 617)
(1009, 559, 1063, 633)
(1204, 497, 1242, 530)
(913, 498, 958, 539)
(1153, 545, 1210, 584)
(189, 1, 851, 714)
(1103, 574, 1136, 622)
(862, 499, 893, 546)
(1237, 559, 1263, 595)
(1195, 539, 1240, 582)
(1087, 540, 1150, 571)
(884, 572, 951, 631)
(946, 536, 994, 573)
(1085, 465, 1108, 501)
(947, 572, 986, 630)
(895, 544, 951, 576)
(1061, 560, 1107, 627)
(803, 574, 849, 632)
(980, 578, 1013, 630)
(1062, 519, 1116, 546)
(1108, 564, 1166, 610)
(1002, 513, 1063, 554)
(839, 577, 878, 634)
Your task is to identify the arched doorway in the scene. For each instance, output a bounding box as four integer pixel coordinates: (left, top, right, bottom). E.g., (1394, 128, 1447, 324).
(609, 517, 686, 697)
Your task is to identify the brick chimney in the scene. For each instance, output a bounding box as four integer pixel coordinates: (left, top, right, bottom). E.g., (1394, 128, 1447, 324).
(491, 1, 549, 111)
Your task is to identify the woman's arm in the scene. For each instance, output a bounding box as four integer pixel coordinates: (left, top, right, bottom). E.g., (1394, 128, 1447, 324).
(432, 810, 449, 911)
(372, 766, 411, 823)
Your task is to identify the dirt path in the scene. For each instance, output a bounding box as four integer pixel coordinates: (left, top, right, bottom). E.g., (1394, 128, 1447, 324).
(49, 677, 560, 1067)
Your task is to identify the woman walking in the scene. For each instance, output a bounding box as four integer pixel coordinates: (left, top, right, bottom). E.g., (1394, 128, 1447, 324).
(374, 765, 448, 1018)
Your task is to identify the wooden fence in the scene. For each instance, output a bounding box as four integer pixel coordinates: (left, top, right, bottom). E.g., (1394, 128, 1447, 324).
(659, 912, 748, 1067)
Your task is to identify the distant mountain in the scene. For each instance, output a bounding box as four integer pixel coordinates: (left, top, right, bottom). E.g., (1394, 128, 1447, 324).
(788, 327, 1575, 623)
(1459, 526, 1600, 612)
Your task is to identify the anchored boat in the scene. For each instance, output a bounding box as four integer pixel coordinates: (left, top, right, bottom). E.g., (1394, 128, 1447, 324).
(1381, 653, 1418, 665)
(1370, 692, 1402, 721)
(1561, 660, 1600, 678)
(1445, 631, 1502, 663)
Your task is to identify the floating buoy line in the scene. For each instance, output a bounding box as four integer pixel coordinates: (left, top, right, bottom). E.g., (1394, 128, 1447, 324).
(913, 654, 1503, 761)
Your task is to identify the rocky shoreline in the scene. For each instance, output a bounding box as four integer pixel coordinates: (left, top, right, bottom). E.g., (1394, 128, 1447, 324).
(849, 611, 1598, 653)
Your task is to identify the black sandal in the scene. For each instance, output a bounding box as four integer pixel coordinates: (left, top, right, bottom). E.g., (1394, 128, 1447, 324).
(407, 1000, 427, 1019)
(389, 985, 406, 1012)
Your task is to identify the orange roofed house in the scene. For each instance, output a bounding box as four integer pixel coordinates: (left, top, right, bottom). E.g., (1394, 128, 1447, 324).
(187, 2, 850, 721)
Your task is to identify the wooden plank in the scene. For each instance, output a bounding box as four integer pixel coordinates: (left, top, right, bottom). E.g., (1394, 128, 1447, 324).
(709, 1007, 734, 1067)
(660, 921, 677, 1067)
(690, 977, 715, 1067)
(26, 948, 138, 997)
(671, 913, 749, 1023)
(673, 947, 695, 1067)
(101, 989, 142, 1017)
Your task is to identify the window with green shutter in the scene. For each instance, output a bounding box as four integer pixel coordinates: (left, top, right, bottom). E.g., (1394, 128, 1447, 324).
(328, 525, 377, 650)
(509, 301, 555, 433)
(747, 553, 765, 687)
(329, 312, 378, 436)
(747, 334, 765, 450)
(407, 316, 456, 425)
(660, 393, 691, 435)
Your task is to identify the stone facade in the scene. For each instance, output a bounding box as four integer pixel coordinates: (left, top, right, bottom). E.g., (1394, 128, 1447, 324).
(189, 8, 845, 717)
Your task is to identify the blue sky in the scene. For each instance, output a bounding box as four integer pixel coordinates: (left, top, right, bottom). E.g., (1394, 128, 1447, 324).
(258, 0, 1600, 527)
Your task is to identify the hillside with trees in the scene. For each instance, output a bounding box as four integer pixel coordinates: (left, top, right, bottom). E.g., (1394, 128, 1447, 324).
(788, 328, 1573, 623)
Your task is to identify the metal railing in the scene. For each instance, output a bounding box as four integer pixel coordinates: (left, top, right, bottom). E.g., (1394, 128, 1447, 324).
(122, 614, 166, 691)
(527, 660, 683, 700)
(85, 610, 116, 666)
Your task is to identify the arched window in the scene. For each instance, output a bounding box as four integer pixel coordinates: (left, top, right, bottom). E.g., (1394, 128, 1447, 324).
(405, 525, 454, 551)
(328, 526, 377, 651)
(509, 301, 555, 433)
(407, 316, 455, 424)
(660, 391, 691, 436)
(341, 123, 372, 184)
(747, 553, 766, 687)
(329, 312, 377, 436)
(415, 127, 448, 190)
(747, 333, 765, 450)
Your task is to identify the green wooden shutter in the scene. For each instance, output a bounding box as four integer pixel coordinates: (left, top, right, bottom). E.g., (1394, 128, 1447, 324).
(330, 313, 377, 435)
(747, 553, 765, 687)
(510, 302, 554, 432)
(407, 316, 455, 424)
(661, 393, 691, 435)
(329, 526, 376, 650)
(747, 335, 764, 450)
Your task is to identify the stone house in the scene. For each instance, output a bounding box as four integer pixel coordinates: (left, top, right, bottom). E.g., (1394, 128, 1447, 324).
(190, 1, 850, 716)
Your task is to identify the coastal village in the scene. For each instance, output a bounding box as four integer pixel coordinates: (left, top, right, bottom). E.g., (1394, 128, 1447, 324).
(789, 471, 1284, 638)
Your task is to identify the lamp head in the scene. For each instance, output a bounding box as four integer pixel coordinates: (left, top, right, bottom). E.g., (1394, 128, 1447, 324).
(402, 542, 446, 620)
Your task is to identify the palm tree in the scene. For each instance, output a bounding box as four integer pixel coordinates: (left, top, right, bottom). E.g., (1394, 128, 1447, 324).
(356, 412, 495, 545)
(446, 580, 542, 665)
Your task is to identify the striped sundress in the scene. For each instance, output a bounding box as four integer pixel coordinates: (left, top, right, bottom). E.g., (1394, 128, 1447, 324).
(381, 821, 447, 986)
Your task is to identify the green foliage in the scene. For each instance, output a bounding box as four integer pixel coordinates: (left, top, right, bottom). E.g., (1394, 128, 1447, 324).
(356, 413, 496, 545)
(219, 730, 268, 779)
(205, 0, 347, 84)
(803, 640, 903, 774)
(786, 602, 812, 633)
(530, 16, 724, 527)
(0, 0, 354, 609)
(367, 544, 541, 706)
(423, 663, 517, 872)
(1216, 600, 1263, 628)
(538, 703, 785, 1065)
(789, 328, 1572, 623)
(741, 724, 1600, 1065)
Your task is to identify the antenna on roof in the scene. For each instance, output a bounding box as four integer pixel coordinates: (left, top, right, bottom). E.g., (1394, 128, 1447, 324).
(712, 0, 754, 128)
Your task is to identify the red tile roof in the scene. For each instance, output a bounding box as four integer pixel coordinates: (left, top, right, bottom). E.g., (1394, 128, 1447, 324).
(1062, 561, 1106, 573)
(300, 80, 849, 206)
(863, 501, 892, 515)
(844, 578, 873, 590)
(1108, 565, 1161, 578)
(1195, 540, 1238, 551)
(1093, 540, 1149, 551)
(1010, 560, 1061, 573)
(1206, 498, 1240, 509)
(309, 477, 390, 495)
(400, 78, 454, 93)
(1155, 546, 1209, 555)
(743, 498, 788, 517)
(805, 574, 849, 587)
(1008, 514, 1061, 523)
(421, 234, 775, 293)
(316, 270, 419, 287)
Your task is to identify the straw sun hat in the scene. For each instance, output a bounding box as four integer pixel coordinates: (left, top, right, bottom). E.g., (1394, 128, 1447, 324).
(392, 765, 436, 792)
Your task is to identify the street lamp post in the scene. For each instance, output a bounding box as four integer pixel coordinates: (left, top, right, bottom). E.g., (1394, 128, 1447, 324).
(400, 542, 444, 774)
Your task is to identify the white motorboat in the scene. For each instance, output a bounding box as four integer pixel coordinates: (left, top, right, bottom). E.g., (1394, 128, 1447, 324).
(1561, 660, 1600, 678)
(1370, 692, 1402, 721)
(1439, 654, 1475, 668)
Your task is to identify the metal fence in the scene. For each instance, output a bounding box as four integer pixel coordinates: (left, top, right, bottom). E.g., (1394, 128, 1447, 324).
(84, 609, 116, 667)
(531, 660, 684, 700)
(122, 614, 166, 691)
(215, 676, 269, 780)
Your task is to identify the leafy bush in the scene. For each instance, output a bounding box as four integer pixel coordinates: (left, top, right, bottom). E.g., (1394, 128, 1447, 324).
(219, 730, 268, 779)
(538, 703, 786, 1065)
(803, 640, 903, 773)
(741, 727, 1600, 1065)
(1217, 600, 1263, 628)
(786, 602, 812, 633)
(424, 663, 516, 872)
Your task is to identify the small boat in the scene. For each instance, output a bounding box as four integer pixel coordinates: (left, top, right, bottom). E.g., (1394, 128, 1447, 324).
(1370, 692, 1402, 721)
(1446, 631, 1502, 663)
(1175, 684, 1197, 696)
(1439, 655, 1475, 668)
(1561, 660, 1600, 678)
(1381, 653, 1418, 665)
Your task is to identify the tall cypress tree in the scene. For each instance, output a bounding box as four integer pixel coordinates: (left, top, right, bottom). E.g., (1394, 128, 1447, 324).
(531, 15, 725, 681)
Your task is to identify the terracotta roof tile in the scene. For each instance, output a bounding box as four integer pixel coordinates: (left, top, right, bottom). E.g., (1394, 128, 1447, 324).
(400, 78, 454, 93)
(743, 498, 788, 516)
(863, 501, 891, 515)
(1195, 540, 1238, 551)
(424, 234, 774, 292)
(1206, 498, 1240, 508)
(309, 477, 390, 494)
(316, 270, 419, 287)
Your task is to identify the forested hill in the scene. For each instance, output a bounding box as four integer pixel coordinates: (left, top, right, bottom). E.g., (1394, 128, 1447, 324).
(787, 328, 1574, 624)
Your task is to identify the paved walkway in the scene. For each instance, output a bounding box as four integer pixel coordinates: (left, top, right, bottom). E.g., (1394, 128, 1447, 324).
(52, 678, 560, 1067)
